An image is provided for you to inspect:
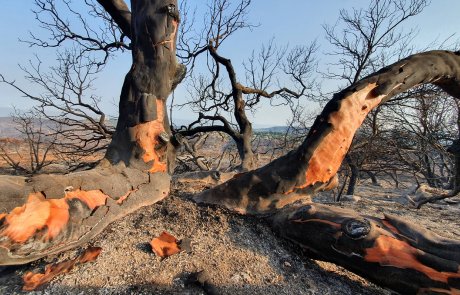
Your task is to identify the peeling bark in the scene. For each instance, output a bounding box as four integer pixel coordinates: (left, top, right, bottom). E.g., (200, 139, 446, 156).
(272, 203, 460, 294)
(195, 50, 460, 214)
(193, 50, 460, 293)
(0, 0, 180, 265)
(0, 165, 170, 265)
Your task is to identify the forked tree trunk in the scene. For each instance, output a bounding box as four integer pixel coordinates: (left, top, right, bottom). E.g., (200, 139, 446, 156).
(0, 2, 460, 293)
(195, 50, 460, 293)
(0, 0, 181, 265)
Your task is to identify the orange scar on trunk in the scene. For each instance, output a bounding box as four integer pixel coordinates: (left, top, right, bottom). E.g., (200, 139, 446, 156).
(289, 83, 386, 192)
(133, 99, 167, 173)
(0, 190, 109, 243)
(365, 235, 460, 284)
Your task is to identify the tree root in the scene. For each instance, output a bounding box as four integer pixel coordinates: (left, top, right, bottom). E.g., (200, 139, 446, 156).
(0, 161, 170, 265)
(271, 203, 460, 294)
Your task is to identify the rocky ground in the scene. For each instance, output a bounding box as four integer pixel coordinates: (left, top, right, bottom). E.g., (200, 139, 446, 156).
(0, 177, 459, 295)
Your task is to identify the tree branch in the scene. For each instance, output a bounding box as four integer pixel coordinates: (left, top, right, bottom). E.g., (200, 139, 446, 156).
(96, 0, 132, 39)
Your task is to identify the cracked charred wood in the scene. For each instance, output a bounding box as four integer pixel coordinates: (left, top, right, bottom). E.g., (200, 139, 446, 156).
(194, 50, 460, 215)
(272, 203, 460, 294)
(0, 0, 182, 265)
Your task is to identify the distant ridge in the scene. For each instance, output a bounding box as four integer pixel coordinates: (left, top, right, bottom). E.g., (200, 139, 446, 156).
(254, 126, 289, 133)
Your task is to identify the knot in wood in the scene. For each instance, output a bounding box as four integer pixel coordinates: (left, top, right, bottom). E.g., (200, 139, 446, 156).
(159, 132, 170, 143)
(342, 219, 370, 240)
(166, 4, 179, 20)
(211, 171, 221, 181)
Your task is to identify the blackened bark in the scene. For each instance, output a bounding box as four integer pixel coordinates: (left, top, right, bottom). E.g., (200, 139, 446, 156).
(96, 0, 132, 39)
(272, 203, 460, 294)
(195, 50, 460, 214)
(236, 130, 255, 171)
(345, 155, 359, 195)
(0, 0, 181, 265)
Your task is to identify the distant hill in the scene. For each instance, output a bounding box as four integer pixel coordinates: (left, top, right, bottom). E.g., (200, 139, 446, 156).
(0, 115, 295, 138)
(0, 117, 22, 138)
(254, 126, 290, 134)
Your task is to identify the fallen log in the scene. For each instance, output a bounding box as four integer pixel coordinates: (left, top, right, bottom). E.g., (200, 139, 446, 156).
(195, 50, 460, 293)
(272, 203, 460, 294)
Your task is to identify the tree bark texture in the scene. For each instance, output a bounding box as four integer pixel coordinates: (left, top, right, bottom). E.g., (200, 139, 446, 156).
(194, 50, 460, 293)
(106, 0, 181, 173)
(272, 203, 460, 294)
(0, 0, 180, 265)
(195, 50, 460, 214)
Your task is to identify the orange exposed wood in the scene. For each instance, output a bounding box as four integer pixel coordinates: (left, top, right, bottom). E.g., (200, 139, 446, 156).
(133, 99, 167, 173)
(150, 231, 181, 258)
(116, 189, 138, 205)
(65, 189, 108, 210)
(45, 199, 70, 241)
(381, 219, 400, 235)
(0, 190, 111, 243)
(302, 83, 386, 188)
(155, 19, 178, 52)
(2, 193, 63, 243)
(22, 247, 102, 291)
(365, 235, 460, 284)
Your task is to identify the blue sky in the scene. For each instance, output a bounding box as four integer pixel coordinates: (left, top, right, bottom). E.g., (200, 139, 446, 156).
(1, 1, 459, 126)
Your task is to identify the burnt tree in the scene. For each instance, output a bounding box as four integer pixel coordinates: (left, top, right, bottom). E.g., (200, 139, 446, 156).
(0, 0, 181, 265)
(196, 50, 460, 293)
(324, 0, 428, 195)
(0, 1, 459, 294)
(175, 1, 316, 171)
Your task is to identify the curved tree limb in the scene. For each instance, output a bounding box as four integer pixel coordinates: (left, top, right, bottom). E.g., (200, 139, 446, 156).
(193, 50, 460, 293)
(195, 50, 460, 214)
(272, 203, 460, 294)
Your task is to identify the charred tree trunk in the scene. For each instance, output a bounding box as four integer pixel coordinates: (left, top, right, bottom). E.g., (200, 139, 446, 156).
(346, 155, 359, 195)
(105, 0, 180, 173)
(272, 203, 460, 294)
(195, 50, 460, 292)
(235, 127, 255, 172)
(195, 50, 460, 214)
(0, 0, 182, 265)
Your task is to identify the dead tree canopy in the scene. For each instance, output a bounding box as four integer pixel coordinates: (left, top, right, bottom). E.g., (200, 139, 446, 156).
(196, 50, 460, 214)
(0, 1, 460, 294)
(195, 50, 460, 293)
(175, 0, 316, 171)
